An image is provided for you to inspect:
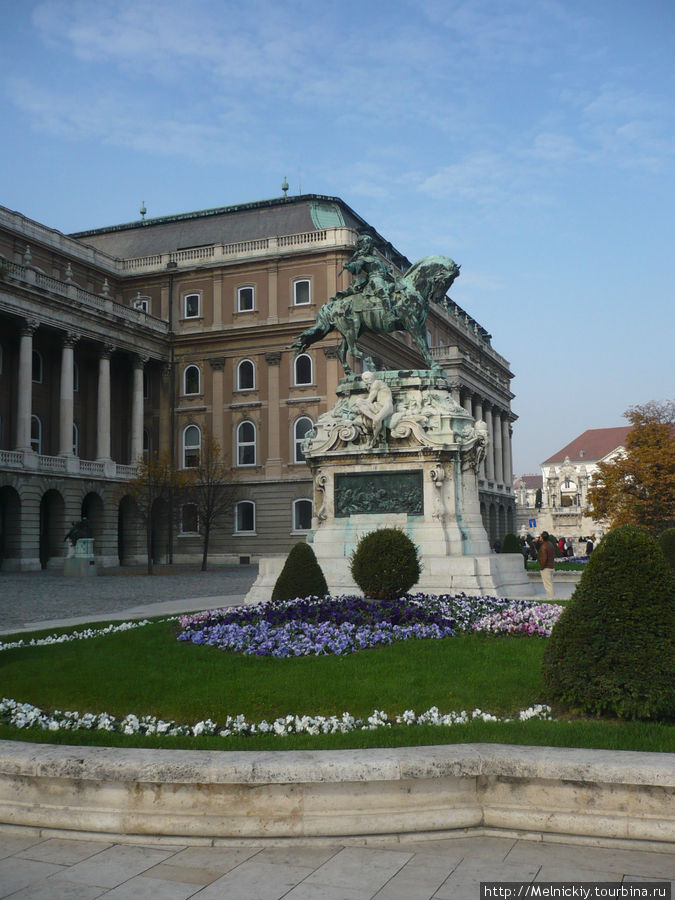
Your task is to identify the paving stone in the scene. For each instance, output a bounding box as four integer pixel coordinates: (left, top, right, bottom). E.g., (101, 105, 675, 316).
(0, 856, 66, 896)
(141, 845, 261, 886)
(98, 874, 200, 899)
(366, 850, 463, 899)
(3, 879, 105, 899)
(48, 844, 176, 890)
(16, 838, 112, 866)
(283, 846, 413, 897)
(506, 839, 675, 880)
(433, 859, 539, 898)
(183, 857, 320, 900)
(0, 834, 45, 861)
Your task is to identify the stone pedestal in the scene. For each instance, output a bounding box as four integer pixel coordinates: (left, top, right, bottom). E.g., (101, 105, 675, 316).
(63, 538, 97, 578)
(246, 371, 532, 602)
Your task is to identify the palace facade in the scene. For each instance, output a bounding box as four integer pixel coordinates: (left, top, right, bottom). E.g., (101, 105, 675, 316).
(0, 194, 516, 571)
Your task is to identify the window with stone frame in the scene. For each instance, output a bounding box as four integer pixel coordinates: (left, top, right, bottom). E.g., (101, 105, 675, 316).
(180, 503, 199, 534)
(237, 285, 255, 312)
(184, 293, 200, 319)
(182, 424, 201, 468)
(293, 416, 313, 463)
(236, 359, 255, 391)
(183, 365, 201, 396)
(293, 498, 312, 531)
(236, 421, 256, 466)
(32, 350, 43, 383)
(235, 500, 255, 533)
(294, 353, 312, 385)
(293, 279, 311, 305)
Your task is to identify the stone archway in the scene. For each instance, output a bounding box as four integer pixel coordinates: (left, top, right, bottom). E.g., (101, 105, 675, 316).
(39, 489, 66, 570)
(498, 504, 506, 542)
(0, 486, 21, 572)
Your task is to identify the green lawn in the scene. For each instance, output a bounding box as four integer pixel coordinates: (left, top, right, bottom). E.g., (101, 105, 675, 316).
(1, 620, 672, 752)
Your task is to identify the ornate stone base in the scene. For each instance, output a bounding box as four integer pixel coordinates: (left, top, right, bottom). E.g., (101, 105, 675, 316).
(247, 371, 533, 601)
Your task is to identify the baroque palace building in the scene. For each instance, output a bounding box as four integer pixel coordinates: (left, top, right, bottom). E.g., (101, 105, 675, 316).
(0, 194, 516, 571)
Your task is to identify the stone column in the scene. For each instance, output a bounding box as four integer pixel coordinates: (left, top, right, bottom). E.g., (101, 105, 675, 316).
(96, 345, 114, 461)
(494, 409, 504, 485)
(209, 357, 225, 453)
(130, 355, 146, 462)
(59, 332, 78, 456)
(473, 397, 485, 480)
(502, 418, 512, 487)
(462, 391, 473, 415)
(15, 320, 38, 451)
(323, 345, 340, 400)
(265, 351, 282, 478)
(484, 405, 495, 481)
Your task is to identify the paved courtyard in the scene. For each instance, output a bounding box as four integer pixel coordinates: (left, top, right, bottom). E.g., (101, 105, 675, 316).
(0, 831, 672, 898)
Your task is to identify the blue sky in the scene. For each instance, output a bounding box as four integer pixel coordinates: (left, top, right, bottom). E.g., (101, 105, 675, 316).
(1, 0, 673, 473)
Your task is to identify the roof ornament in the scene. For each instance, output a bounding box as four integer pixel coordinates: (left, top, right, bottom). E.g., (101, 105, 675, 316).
(139, 200, 147, 220)
(281, 177, 289, 198)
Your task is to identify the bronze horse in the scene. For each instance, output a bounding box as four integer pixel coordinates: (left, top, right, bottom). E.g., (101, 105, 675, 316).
(290, 254, 460, 374)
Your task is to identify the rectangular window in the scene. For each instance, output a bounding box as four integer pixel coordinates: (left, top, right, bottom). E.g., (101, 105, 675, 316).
(237, 286, 254, 312)
(293, 279, 311, 305)
(184, 293, 200, 318)
(180, 504, 199, 534)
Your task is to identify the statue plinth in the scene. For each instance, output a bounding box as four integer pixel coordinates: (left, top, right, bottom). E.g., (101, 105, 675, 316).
(297, 370, 530, 598)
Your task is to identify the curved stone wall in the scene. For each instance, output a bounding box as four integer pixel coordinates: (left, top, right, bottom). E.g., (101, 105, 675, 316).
(0, 741, 672, 844)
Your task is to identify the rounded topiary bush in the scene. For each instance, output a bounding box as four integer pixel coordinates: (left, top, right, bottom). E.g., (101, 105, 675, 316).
(659, 527, 675, 573)
(272, 542, 328, 603)
(350, 528, 421, 600)
(542, 525, 675, 720)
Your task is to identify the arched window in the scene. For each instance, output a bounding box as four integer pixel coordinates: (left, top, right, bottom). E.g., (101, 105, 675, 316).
(237, 285, 255, 312)
(293, 279, 311, 305)
(294, 353, 312, 386)
(235, 500, 255, 533)
(236, 421, 256, 466)
(73, 360, 79, 392)
(143, 428, 150, 459)
(183, 365, 201, 395)
(72, 422, 79, 457)
(293, 498, 312, 532)
(30, 415, 42, 454)
(293, 416, 313, 463)
(143, 368, 150, 400)
(236, 359, 255, 391)
(184, 293, 200, 319)
(182, 424, 201, 468)
(32, 350, 43, 383)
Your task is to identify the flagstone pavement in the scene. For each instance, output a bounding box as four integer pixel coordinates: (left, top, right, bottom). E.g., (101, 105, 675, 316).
(0, 831, 673, 899)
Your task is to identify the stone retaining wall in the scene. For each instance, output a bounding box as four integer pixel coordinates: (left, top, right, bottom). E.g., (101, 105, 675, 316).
(0, 741, 671, 845)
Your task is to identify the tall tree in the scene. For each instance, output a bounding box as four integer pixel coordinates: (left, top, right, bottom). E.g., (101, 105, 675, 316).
(127, 452, 188, 574)
(183, 433, 235, 571)
(587, 400, 675, 535)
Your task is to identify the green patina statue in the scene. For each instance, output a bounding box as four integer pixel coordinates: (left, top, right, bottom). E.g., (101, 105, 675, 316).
(290, 234, 460, 374)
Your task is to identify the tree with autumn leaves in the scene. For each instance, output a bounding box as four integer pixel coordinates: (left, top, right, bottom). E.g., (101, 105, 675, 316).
(587, 400, 674, 536)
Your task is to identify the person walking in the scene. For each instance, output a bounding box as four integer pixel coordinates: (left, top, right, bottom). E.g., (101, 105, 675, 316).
(539, 531, 555, 600)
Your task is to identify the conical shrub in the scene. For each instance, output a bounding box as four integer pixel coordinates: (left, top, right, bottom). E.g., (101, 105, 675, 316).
(542, 525, 674, 720)
(271, 542, 328, 603)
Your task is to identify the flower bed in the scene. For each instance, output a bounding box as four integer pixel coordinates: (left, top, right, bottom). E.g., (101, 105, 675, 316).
(178, 594, 563, 657)
(0, 696, 552, 739)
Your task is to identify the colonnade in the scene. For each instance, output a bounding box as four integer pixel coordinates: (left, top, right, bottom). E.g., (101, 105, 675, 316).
(455, 383, 513, 488)
(13, 320, 147, 464)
